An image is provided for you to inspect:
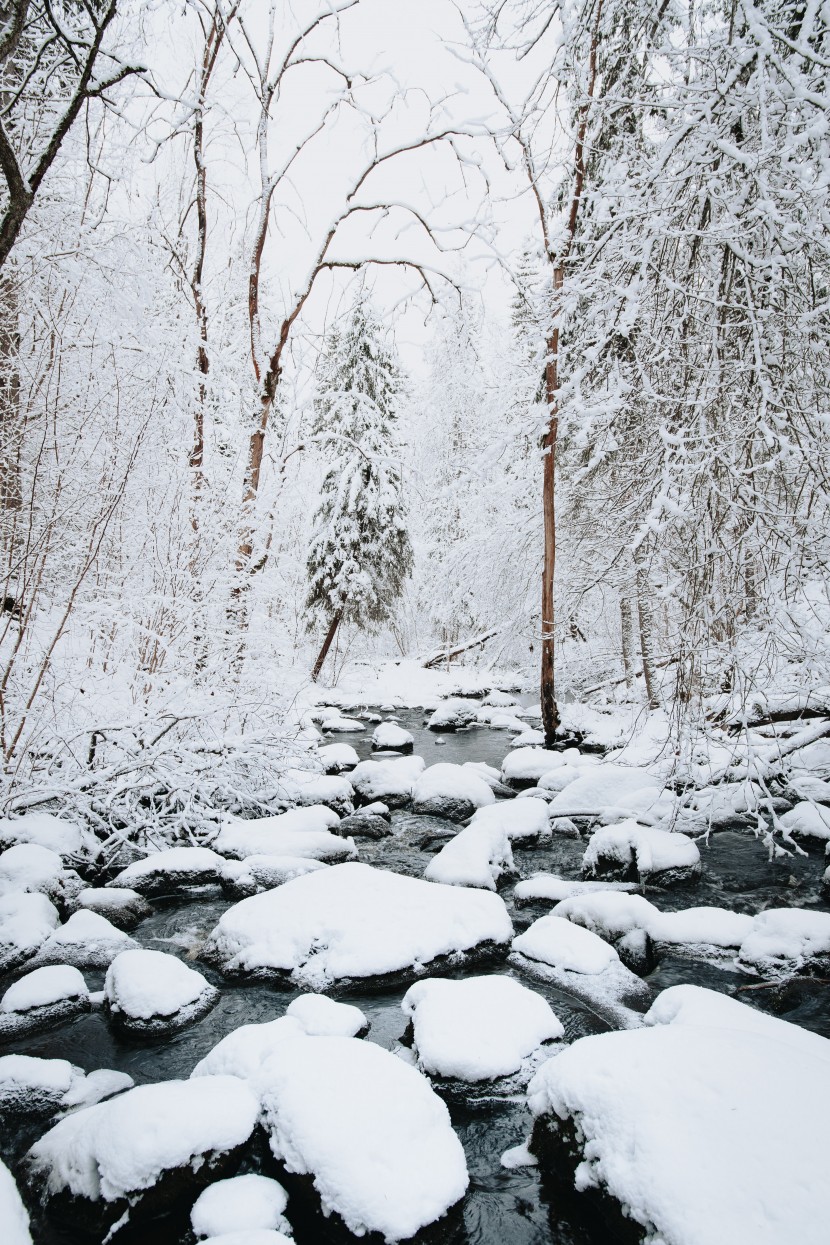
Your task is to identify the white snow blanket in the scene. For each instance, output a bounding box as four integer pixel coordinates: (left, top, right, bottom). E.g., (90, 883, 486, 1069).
(28, 1076, 259, 1205)
(426, 700, 478, 730)
(273, 769, 354, 812)
(0, 892, 59, 970)
(200, 1233, 292, 1245)
(320, 713, 365, 733)
(105, 949, 216, 1023)
(527, 986, 830, 1245)
(220, 856, 328, 896)
(0, 1054, 132, 1115)
(582, 821, 700, 882)
(737, 907, 830, 977)
(537, 764, 583, 794)
(402, 975, 563, 1083)
(0, 844, 79, 904)
(0, 813, 89, 859)
(0, 1159, 32, 1245)
(111, 847, 225, 892)
(551, 891, 658, 941)
(2, 965, 88, 1014)
(501, 748, 569, 785)
(372, 722, 414, 750)
(424, 821, 513, 891)
(469, 798, 550, 842)
(514, 875, 639, 905)
(202, 862, 513, 989)
(257, 1035, 468, 1240)
(350, 756, 425, 805)
(779, 801, 830, 840)
(191, 1174, 291, 1239)
(31, 910, 137, 969)
(317, 742, 359, 771)
(412, 763, 496, 813)
(212, 808, 354, 864)
(547, 764, 662, 818)
(648, 907, 753, 952)
(77, 888, 148, 921)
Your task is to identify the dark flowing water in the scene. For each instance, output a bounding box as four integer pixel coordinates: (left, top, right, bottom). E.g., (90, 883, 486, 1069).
(3, 709, 830, 1244)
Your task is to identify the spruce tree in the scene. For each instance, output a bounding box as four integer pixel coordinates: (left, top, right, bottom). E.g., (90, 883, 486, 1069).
(306, 297, 413, 680)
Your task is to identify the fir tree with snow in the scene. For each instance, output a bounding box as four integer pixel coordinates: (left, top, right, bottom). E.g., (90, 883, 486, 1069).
(306, 297, 413, 680)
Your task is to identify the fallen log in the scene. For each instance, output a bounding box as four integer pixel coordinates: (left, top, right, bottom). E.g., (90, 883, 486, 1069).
(422, 629, 500, 669)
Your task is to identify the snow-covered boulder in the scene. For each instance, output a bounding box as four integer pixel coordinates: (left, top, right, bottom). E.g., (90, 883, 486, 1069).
(501, 747, 567, 789)
(779, 801, 830, 841)
(481, 691, 519, 708)
(537, 763, 583, 794)
(401, 975, 563, 1100)
(334, 804, 393, 839)
(526, 986, 830, 1245)
(372, 721, 414, 752)
(219, 855, 328, 898)
(192, 995, 368, 1080)
(110, 847, 225, 895)
(582, 820, 701, 886)
(257, 1035, 468, 1241)
(212, 808, 355, 864)
(787, 775, 830, 803)
(275, 769, 354, 816)
(350, 755, 425, 808)
(513, 875, 640, 907)
(647, 907, 753, 960)
(0, 813, 90, 860)
(191, 1175, 292, 1240)
(0, 1054, 132, 1117)
(551, 891, 660, 974)
(511, 915, 650, 1022)
(76, 887, 151, 929)
(512, 728, 546, 747)
(0, 843, 83, 910)
(0, 891, 60, 973)
(320, 713, 365, 733)
(424, 821, 514, 891)
(547, 763, 663, 819)
(470, 797, 550, 842)
(28, 909, 137, 970)
(737, 908, 830, 978)
(0, 965, 90, 1038)
(27, 1076, 260, 1239)
(317, 742, 359, 773)
(411, 763, 496, 821)
(0, 1159, 32, 1245)
(426, 699, 478, 731)
(202, 862, 513, 990)
(104, 948, 218, 1036)
(462, 761, 514, 796)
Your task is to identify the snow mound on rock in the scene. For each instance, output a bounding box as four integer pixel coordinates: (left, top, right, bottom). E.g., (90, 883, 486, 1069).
(212, 808, 353, 863)
(424, 821, 513, 890)
(111, 847, 225, 892)
(257, 1035, 468, 1241)
(737, 908, 830, 977)
(648, 907, 753, 951)
(0, 844, 80, 906)
(514, 875, 639, 905)
(501, 748, 568, 786)
(582, 820, 700, 883)
(191, 1174, 291, 1239)
(0, 813, 88, 859)
(547, 763, 662, 817)
(202, 862, 512, 989)
(219, 855, 328, 896)
(402, 975, 563, 1083)
(105, 948, 217, 1027)
(470, 798, 550, 842)
(372, 722, 414, 751)
(350, 755, 425, 806)
(30, 909, 138, 969)
(0, 1159, 32, 1245)
(0, 1054, 132, 1115)
(2, 965, 87, 1014)
(0, 892, 60, 971)
(779, 801, 830, 840)
(412, 763, 496, 818)
(317, 743, 359, 772)
(551, 891, 659, 940)
(513, 915, 620, 976)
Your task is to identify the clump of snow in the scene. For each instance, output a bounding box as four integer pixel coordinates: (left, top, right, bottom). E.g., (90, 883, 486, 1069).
(2, 965, 88, 1014)
(0, 1159, 32, 1245)
(28, 1076, 259, 1205)
(0, 1055, 132, 1116)
(257, 1035, 468, 1240)
(547, 763, 662, 819)
(513, 915, 619, 976)
(402, 975, 563, 1084)
(482, 691, 519, 708)
(426, 700, 478, 731)
(220, 856, 328, 897)
(412, 763, 496, 820)
(779, 801, 830, 841)
(285, 993, 367, 1037)
(0, 813, 89, 859)
(424, 821, 513, 891)
(317, 743, 359, 772)
(202, 862, 513, 989)
(462, 761, 508, 791)
(320, 712, 365, 733)
(212, 808, 354, 864)
(648, 907, 753, 952)
(0, 891, 60, 972)
(274, 770, 354, 814)
(104, 949, 218, 1032)
(111, 847, 225, 893)
(191, 1174, 291, 1239)
(582, 820, 701, 885)
(512, 729, 545, 746)
(372, 722, 414, 751)
(737, 908, 830, 977)
(527, 986, 830, 1245)
(470, 798, 550, 842)
(350, 755, 425, 806)
(551, 891, 659, 941)
(537, 764, 583, 794)
(514, 875, 639, 906)
(76, 888, 150, 927)
(30, 909, 137, 969)
(200, 1233, 292, 1245)
(501, 748, 567, 787)
(0, 844, 81, 908)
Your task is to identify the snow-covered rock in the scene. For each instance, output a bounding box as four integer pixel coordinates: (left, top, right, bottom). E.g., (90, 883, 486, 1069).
(76, 887, 151, 928)
(513, 875, 639, 906)
(647, 907, 753, 959)
(350, 755, 425, 807)
(0, 965, 90, 1038)
(582, 820, 701, 886)
(0, 1159, 32, 1245)
(550, 891, 661, 975)
(526, 986, 830, 1245)
(0, 844, 82, 910)
(202, 862, 513, 990)
(481, 691, 519, 708)
(0, 1054, 132, 1117)
(424, 821, 514, 891)
(501, 747, 567, 789)
(317, 742, 359, 773)
(285, 992, 368, 1038)
(334, 806, 393, 839)
(511, 728, 546, 746)
(511, 915, 650, 1021)
(320, 713, 365, 733)
(401, 975, 563, 1097)
(219, 855, 328, 898)
(257, 1035, 468, 1240)
(110, 847, 225, 895)
(547, 763, 663, 819)
(787, 775, 830, 803)
(737, 907, 830, 978)
(779, 801, 830, 841)
(471, 798, 550, 842)
(0, 813, 89, 859)
(411, 762, 496, 821)
(212, 808, 355, 864)
(537, 764, 583, 794)
(371, 722, 414, 752)
(29, 909, 137, 969)
(426, 700, 478, 731)
(0, 891, 60, 973)
(27, 1076, 260, 1238)
(104, 948, 218, 1035)
(191, 1175, 291, 1239)
(200, 1233, 292, 1245)
(275, 769, 354, 815)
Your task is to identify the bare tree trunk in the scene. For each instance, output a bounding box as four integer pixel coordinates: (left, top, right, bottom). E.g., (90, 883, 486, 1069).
(620, 594, 635, 692)
(311, 612, 342, 682)
(635, 560, 660, 709)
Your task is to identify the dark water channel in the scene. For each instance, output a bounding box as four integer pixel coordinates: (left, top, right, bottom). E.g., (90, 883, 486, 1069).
(4, 709, 830, 1244)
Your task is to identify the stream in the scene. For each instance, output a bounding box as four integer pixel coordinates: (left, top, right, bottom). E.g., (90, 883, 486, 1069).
(3, 707, 829, 1244)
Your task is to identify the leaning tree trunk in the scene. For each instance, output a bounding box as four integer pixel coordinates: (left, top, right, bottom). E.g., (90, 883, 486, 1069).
(311, 612, 342, 683)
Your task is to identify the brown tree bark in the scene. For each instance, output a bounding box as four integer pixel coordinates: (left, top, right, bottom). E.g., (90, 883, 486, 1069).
(311, 612, 342, 682)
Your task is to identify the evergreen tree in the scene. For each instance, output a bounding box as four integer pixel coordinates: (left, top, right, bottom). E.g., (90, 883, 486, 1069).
(306, 297, 413, 680)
